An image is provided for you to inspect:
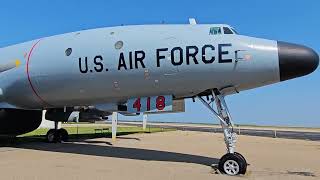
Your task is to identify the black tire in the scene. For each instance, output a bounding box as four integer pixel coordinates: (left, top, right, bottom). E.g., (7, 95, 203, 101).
(46, 129, 56, 143)
(54, 130, 62, 143)
(58, 129, 69, 142)
(234, 152, 247, 174)
(218, 153, 247, 175)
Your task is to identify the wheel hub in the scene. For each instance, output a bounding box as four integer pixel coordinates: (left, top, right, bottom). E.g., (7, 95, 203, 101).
(48, 133, 55, 142)
(224, 160, 240, 175)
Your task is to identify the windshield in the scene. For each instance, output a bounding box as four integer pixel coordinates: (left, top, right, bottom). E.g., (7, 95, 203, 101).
(209, 27, 222, 35)
(231, 28, 239, 34)
(223, 27, 234, 34)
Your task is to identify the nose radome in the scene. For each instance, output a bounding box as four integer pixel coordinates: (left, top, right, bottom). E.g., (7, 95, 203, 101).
(278, 41, 319, 81)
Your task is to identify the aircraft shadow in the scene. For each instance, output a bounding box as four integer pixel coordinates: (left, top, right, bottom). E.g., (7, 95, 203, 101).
(9, 139, 219, 167)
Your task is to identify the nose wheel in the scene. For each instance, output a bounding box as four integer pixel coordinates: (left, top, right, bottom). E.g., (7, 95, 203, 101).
(46, 122, 69, 143)
(197, 89, 248, 176)
(219, 153, 247, 175)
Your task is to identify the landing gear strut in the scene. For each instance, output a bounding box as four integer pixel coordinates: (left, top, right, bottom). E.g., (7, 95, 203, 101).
(197, 89, 247, 175)
(46, 121, 69, 143)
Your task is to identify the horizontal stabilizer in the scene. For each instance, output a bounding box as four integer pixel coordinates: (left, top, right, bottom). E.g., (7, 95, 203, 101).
(0, 60, 21, 73)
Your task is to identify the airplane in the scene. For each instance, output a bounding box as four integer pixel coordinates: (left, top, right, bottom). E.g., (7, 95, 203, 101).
(0, 19, 318, 175)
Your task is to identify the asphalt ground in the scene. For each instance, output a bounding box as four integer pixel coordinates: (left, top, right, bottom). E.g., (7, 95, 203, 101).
(119, 122, 320, 141)
(1, 130, 319, 180)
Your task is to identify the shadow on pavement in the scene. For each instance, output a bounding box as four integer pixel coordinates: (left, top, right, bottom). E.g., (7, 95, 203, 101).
(1, 134, 219, 167)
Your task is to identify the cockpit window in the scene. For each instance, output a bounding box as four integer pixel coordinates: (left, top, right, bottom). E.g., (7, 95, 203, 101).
(209, 27, 222, 35)
(223, 27, 233, 34)
(231, 28, 239, 34)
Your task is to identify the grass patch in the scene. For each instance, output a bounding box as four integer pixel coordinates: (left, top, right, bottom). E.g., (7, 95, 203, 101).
(19, 126, 175, 138)
(0, 126, 175, 145)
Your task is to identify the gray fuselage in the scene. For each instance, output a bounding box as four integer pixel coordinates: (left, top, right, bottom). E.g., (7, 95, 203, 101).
(0, 24, 317, 109)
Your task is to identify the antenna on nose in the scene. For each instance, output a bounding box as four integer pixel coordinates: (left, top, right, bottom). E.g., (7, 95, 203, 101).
(189, 18, 197, 25)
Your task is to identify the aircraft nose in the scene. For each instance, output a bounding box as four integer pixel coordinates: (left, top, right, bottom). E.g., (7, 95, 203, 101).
(278, 41, 319, 81)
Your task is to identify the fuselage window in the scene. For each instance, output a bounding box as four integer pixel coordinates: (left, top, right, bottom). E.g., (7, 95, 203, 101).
(115, 41, 124, 49)
(223, 27, 234, 34)
(65, 48, 72, 56)
(209, 27, 222, 35)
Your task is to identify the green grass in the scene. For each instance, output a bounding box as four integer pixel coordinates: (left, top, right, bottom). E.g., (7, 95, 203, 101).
(0, 126, 175, 144)
(19, 126, 176, 138)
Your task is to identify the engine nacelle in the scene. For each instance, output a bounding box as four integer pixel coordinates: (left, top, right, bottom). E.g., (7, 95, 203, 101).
(45, 108, 111, 123)
(0, 109, 42, 136)
(45, 109, 73, 122)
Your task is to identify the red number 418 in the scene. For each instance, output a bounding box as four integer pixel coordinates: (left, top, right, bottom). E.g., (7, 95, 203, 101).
(133, 96, 166, 112)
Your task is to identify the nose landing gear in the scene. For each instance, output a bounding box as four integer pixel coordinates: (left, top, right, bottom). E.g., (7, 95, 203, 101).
(197, 89, 247, 175)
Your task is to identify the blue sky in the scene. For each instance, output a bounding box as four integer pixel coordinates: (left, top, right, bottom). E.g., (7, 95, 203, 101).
(0, 0, 319, 127)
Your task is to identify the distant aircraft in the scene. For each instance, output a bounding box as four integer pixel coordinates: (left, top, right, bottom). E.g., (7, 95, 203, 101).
(0, 19, 318, 175)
